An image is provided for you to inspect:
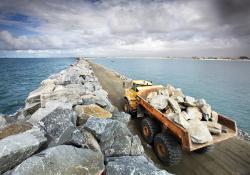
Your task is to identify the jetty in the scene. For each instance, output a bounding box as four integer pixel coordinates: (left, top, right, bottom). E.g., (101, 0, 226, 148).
(0, 58, 249, 175)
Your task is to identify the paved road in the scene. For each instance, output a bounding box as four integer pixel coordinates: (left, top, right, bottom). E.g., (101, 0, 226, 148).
(89, 60, 250, 175)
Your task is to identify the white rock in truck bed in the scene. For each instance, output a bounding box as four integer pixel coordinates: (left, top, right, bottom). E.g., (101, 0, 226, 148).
(201, 104, 212, 120)
(188, 120, 213, 144)
(149, 95, 169, 110)
(203, 121, 222, 135)
(168, 97, 181, 113)
(211, 110, 218, 123)
(186, 107, 203, 120)
(0, 128, 47, 174)
(158, 88, 169, 96)
(166, 84, 175, 96)
(10, 145, 104, 175)
(184, 96, 196, 107)
(146, 91, 158, 101)
(173, 112, 190, 129)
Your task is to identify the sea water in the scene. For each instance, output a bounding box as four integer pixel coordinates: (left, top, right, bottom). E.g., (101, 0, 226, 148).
(94, 58, 250, 132)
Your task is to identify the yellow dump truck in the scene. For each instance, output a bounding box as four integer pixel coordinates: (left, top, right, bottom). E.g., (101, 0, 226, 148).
(124, 80, 237, 166)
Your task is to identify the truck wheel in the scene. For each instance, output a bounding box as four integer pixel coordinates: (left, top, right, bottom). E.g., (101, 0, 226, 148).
(154, 133, 182, 166)
(141, 118, 160, 144)
(124, 98, 131, 114)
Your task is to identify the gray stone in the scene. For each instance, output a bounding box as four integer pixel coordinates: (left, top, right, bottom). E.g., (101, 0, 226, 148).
(168, 98, 181, 113)
(112, 111, 131, 124)
(38, 107, 80, 147)
(0, 128, 47, 174)
(0, 115, 7, 129)
(186, 107, 203, 120)
(11, 145, 105, 175)
(79, 128, 101, 152)
(106, 156, 171, 175)
(188, 120, 213, 144)
(85, 118, 144, 157)
(149, 95, 169, 110)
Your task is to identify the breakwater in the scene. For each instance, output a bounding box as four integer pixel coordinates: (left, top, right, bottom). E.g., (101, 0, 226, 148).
(0, 58, 171, 175)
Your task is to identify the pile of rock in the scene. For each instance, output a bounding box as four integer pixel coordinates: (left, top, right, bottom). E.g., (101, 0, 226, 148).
(147, 84, 223, 144)
(0, 58, 171, 175)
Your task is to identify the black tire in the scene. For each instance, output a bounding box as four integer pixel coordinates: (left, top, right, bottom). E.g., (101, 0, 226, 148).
(124, 98, 131, 114)
(141, 117, 160, 144)
(154, 133, 182, 166)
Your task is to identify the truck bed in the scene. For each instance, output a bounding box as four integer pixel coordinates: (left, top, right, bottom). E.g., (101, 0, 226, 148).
(137, 87, 237, 151)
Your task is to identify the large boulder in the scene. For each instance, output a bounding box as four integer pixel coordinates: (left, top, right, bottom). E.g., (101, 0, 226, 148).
(149, 95, 168, 110)
(38, 107, 83, 147)
(74, 104, 112, 126)
(173, 112, 190, 129)
(184, 96, 196, 107)
(168, 98, 181, 113)
(203, 121, 222, 135)
(211, 111, 218, 123)
(79, 128, 101, 152)
(0, 128, 47, 174)
(186, 107, 202, 120)
(111, 110, 131, 124)
(84, 118, 144, 157)
(106, 156, 171, 175)
(11, 145, 105, 175)
(188, 120, 213, 144)
(0, 122, 33, 139)
(201, 104, 212, 120)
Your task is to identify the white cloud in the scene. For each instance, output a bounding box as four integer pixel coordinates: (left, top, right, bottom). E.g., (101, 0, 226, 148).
(0, 0, 249, 57)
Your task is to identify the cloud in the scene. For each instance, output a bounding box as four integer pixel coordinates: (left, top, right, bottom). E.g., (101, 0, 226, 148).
(0, 0, 249, 57)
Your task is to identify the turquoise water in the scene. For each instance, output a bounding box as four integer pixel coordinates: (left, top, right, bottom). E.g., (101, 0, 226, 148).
(94, 58, 250, 133)
(0, 58, 74, 114)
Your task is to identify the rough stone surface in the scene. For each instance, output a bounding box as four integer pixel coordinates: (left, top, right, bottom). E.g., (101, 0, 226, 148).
(196, 99, 207, 108)
(184, 96, 196, 107)
(188, 120, 213, 144)
(74, 104, 112, 126)
(211, 111, 218, 123)
(0, 128, 47, 174)
(106, 156, 171, 175)
(186, 107, 203, 120)
(85, 118, 144, 157)
(146, 92, 158, 102)
(0, 122, 33, 139)
(11, 145, 105, 175)
(112, 110, 131, 124)
(168, 98, 181, 113)
(79, 128, 101, 152)
(201, 104, 212, 120)
(149, 95, 169, 110)
(38, 107, 80, 146)
(166, 84, 175, 96)
(158, 88, 169, 96)
(173, 113, 190, 129)
(203, 121, 222, 135)
(0, 115, 7, 129)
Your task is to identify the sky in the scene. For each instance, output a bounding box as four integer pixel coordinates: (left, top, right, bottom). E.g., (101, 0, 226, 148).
(0, 0, 249, 58)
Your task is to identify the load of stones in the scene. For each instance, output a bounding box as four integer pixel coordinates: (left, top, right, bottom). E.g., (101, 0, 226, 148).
(147, 85, 223, 144)
(0, 59, 171, 175)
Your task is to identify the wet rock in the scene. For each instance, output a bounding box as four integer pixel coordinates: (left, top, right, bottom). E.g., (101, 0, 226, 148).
(38, 107, 80, 147)
(188, 120, 213, 144)
(168, 98, 181, 113)
(79, 128, 101, 152)
(106, 156, 171, 175)
(0, 115, 6, 129)
(112, 110, 131, 124)
(201, 104, 212, 120)
(11, 145, 105, 175)
(184, 96, 196, 107)
(0, 128, 47, 174)
(186, 107, 203, 120)
(203, 121, 222, 135)
(74, 104, 112, 126)
(149, 95, 168, 110)
(173, 113, 190, 129)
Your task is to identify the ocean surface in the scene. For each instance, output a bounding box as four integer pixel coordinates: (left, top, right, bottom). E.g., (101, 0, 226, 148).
(0, 58, 249, 132)
(0, 58, 74, 115)
(93, 58, 250, 133)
